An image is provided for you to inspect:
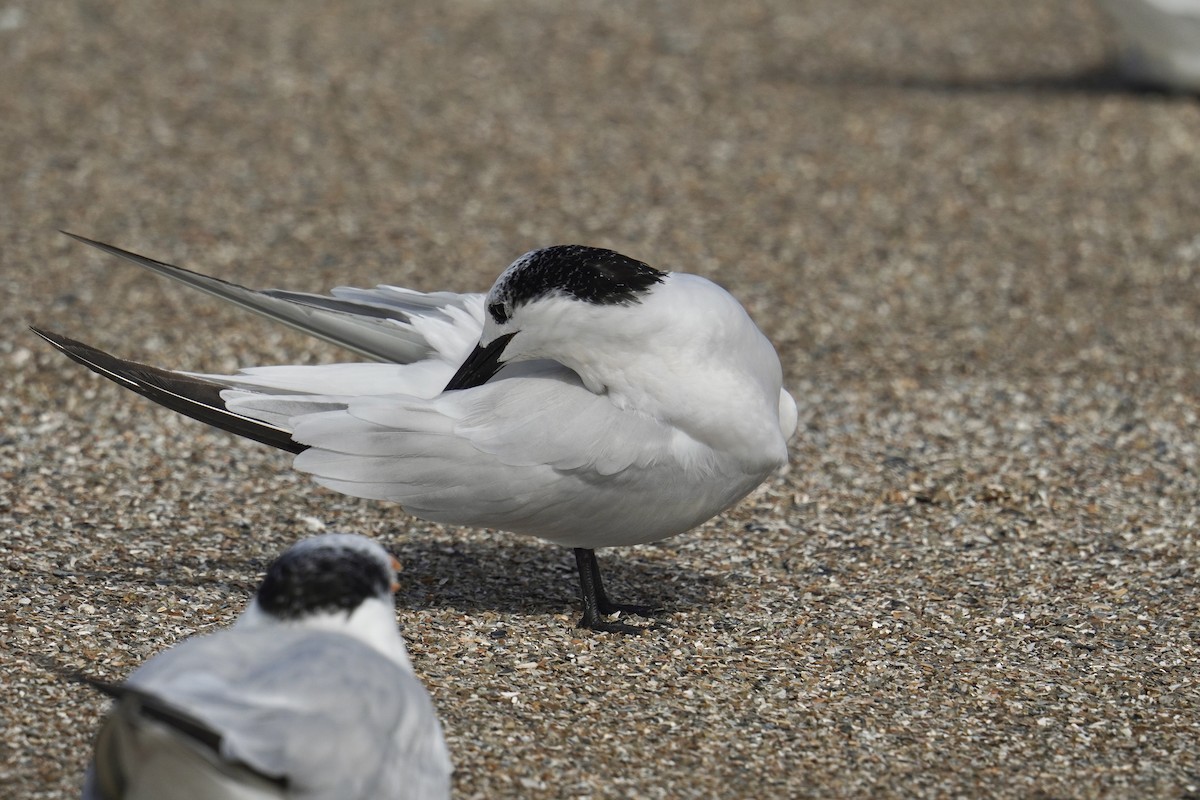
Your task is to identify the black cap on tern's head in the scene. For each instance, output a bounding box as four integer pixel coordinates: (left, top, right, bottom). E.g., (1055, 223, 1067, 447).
(444, 245, 665, 392)
(255, 533, 399, 621)
(485, 245, 666, 325)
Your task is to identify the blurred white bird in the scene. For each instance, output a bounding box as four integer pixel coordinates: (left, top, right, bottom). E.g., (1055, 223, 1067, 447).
(1096, 0, 1200, 91)
(79, 533, 452, 800)
(36, 234, 797, 633)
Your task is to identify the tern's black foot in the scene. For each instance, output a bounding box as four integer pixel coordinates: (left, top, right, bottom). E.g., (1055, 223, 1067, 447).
(597, 599, 660, 618)
(572, 548, 667, 634)
(575, 610, 653, 635)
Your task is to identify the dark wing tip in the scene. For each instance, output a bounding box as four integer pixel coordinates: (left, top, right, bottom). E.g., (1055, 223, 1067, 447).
(31, 327, 307, 455)
(30, 326, 132, 383)
(65, 670, 124, 699)
(30, 325, 84, 351)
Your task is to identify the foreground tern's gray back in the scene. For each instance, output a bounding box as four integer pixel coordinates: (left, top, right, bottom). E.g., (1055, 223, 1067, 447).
(82, 533, 451, 800)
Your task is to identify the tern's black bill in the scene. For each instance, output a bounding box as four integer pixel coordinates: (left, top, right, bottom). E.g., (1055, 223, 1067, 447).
(444, 332, 517, 391)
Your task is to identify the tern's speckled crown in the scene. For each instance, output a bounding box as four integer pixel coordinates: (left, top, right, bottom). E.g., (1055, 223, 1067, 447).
(256, 534, 394, 620)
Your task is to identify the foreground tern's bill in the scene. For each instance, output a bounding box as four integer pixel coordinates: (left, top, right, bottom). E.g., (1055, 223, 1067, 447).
(80, 533, 451, 800)
(35, 234, 798, 633)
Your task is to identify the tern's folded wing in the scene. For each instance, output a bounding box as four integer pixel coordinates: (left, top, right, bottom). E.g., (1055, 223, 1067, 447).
(225, 364, 698, 539)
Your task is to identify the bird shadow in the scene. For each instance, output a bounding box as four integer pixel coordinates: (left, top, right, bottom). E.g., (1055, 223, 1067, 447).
(61, 535, 727, 621)
(387, 536, 727, 619)
(803, 64, 1195, 98)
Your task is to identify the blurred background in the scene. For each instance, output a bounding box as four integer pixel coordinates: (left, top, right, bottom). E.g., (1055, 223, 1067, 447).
(2, 2, 1198, 798)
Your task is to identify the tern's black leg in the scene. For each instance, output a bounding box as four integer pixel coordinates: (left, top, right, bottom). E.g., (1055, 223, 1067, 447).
(572, 548, 659, 634)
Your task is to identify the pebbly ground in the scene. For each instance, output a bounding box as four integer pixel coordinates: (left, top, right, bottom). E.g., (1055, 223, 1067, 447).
(2, 2, 1198, 798)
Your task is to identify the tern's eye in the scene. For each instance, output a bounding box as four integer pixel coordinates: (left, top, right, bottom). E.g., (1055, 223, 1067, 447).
(488, 302, 510, 324)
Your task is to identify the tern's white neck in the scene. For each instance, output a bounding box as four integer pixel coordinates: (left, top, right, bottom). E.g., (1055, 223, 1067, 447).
(237, 596, 413, 670)
(508, 273, 790, 470)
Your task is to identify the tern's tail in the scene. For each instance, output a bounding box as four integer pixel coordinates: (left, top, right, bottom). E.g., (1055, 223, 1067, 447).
(30, 328, 305, 454)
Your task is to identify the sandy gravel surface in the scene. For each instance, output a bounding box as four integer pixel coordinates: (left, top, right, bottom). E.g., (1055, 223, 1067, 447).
(3, 2, 1199, 797)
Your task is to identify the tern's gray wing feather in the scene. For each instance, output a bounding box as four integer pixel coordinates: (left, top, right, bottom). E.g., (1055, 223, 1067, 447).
(107, 627, 450, 800)
(234, 364, 721, 546)
(63, 232, 484, 365)
(82, 676, 289, 800)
